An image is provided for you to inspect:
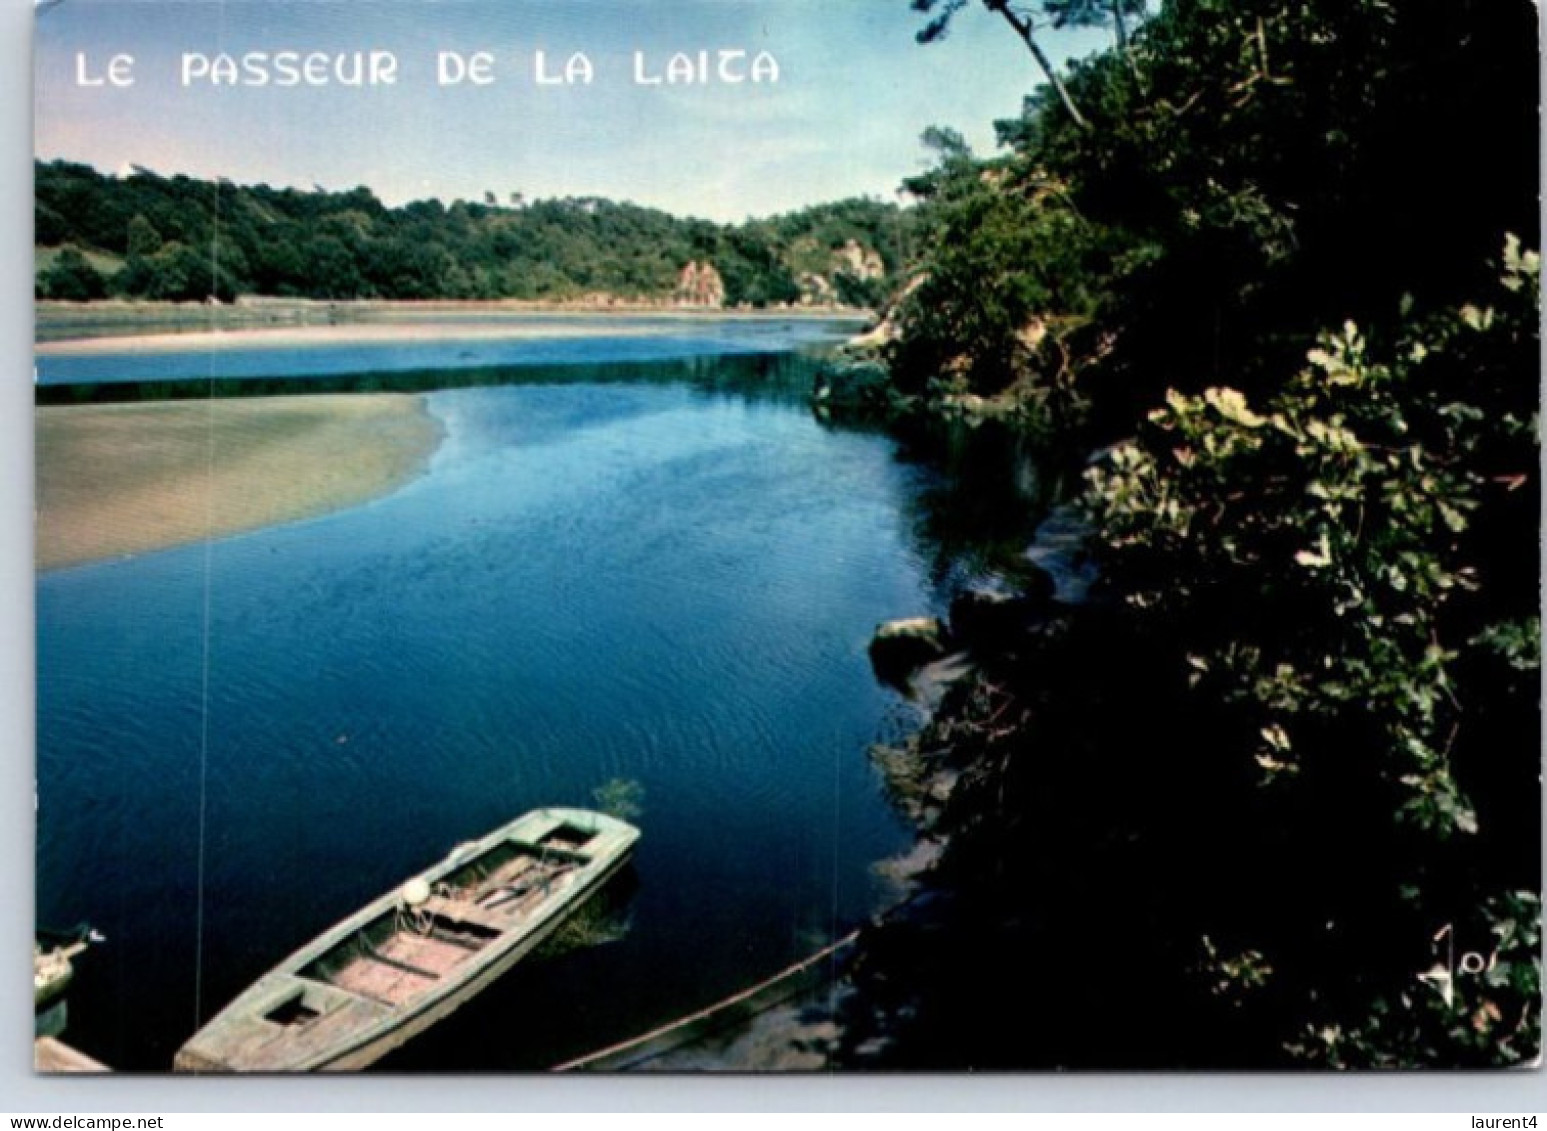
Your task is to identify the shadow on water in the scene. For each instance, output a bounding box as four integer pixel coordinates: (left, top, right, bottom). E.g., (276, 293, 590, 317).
(36, 349, 832, 407)
(885, 415, 1072, 595)
(529, 868, 641, 962)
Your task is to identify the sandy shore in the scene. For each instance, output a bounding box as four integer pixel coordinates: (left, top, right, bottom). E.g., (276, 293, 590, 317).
(37, 394, 442, 570)
(34, 320, 686, 357)
(35, 304, 867, 354)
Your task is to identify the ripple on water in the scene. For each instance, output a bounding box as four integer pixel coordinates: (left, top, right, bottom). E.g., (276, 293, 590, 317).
(37, 374, 934, 1070)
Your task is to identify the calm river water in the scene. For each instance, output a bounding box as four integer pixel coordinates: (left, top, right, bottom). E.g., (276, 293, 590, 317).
(35, 320, 1035, 1071)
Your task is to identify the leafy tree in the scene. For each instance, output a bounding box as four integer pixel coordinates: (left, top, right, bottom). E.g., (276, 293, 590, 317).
(303, 234, 368, 299)
(1090, 243, 1538, 832)
(37, 246, 106, 301)
(887, 129, 1111, 423)
(892, 0, 1538, 436)
(35, 202, 69, 246)
(115, 240, 243, 302)
(126, 214, 162, 258)
(843, 246, 1539, 1071)
(35, 160, 911, 308)
(846, 0, 1539, 1071)
(1082, 243, 1540, 1064)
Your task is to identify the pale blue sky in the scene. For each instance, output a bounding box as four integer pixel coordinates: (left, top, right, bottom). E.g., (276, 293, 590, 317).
(35, 0, 1108, 221)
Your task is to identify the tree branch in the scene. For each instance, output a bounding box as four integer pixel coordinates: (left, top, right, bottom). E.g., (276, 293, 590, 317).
(983, 0, 1091, 129)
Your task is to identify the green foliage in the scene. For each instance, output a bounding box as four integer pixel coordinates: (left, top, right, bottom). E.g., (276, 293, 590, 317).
(1286, 891, 1541, 1068)
(114, 239, 244, 303)
(843, 255, 1537, 1069)
(36, 245, 107, 301)
(592, 777, 645, 823)
(35, 161, 911, 308)
(1073, 246, 1539, 1064)
(1086, 245, 1538, 834)
(858, 0, 1537, 1069)
(886, 133, 1115, 431)
(125, 214, 162, 258)
(893, 159, 1094, 398)
(892, 0, 1537, 430)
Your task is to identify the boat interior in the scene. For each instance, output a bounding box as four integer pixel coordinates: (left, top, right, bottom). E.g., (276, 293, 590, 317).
(282, 822, 601, 1011)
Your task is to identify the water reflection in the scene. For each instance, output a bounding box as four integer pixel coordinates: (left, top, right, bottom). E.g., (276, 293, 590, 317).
(889, 415, 1068, 594)
(37, 349, 833, 407)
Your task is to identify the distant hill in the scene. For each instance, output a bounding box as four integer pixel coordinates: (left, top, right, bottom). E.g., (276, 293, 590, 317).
(35, 160, 912, 309)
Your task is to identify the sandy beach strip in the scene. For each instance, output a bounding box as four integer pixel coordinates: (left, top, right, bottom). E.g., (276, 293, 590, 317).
(33, 307, 863, 357)
(37, 394, 443, 570)
(32, 319, 686, 357)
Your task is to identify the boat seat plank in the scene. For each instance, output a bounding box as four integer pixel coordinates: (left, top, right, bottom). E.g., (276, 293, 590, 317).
(470, 855, 539, 900)
(362, 944, 438, 980)
(479, 862, 578, 910)
(330, 954, 436, 1007)
(379, 932, 474, 977)
(427, 925, 487, 951)
(422, 894, 510, 933)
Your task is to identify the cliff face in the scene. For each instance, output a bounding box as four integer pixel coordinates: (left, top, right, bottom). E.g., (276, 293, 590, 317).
(798, 238, 888, 306)
(835, 238, 885, 281)
(675, 261, 726, 308)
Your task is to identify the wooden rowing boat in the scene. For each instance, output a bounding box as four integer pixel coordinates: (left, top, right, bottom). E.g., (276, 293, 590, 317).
(174, 807, 639, 1072)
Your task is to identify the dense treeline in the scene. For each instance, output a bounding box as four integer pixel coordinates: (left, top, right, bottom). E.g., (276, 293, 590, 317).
(841, 0, 1539, 1068)
(885, 0, 1537, 430)
(35, 160, 908, 308)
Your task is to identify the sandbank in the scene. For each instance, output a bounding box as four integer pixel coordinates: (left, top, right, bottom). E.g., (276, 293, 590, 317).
(34, 320, 679, 357)
(35, 304, 866, 355)
(36, 394, 442, 570)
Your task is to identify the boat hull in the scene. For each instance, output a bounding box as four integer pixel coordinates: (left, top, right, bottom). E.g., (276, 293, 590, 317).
(175, 807, 638, 1072)
(315, 845, 632, 1072)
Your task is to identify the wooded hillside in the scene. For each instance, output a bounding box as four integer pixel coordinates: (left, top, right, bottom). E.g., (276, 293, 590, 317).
(35, 160, 909, 309)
